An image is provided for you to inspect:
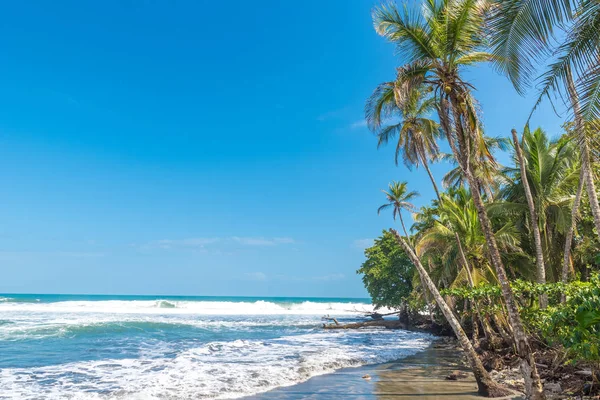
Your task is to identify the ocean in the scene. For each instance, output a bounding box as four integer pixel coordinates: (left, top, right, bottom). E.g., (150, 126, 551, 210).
(0, 294, 433, 399)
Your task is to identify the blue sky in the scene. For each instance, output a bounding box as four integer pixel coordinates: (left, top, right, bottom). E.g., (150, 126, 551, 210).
(0, 0, 567, 297)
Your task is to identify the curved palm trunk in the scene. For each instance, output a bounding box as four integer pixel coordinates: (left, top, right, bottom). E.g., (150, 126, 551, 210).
(511, 129, 548, 308)
(390, 229, 510, 398)
(444, 94, 546, 400)
(566, 70, 600, 239)
(561, 167, 585, 303)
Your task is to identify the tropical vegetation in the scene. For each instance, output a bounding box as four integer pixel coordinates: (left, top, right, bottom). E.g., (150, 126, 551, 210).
(357, 0, 600, 398)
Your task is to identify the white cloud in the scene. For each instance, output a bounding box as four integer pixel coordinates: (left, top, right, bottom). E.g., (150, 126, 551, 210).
(0, 251, 106, 259)
(313, 273, 345, 281)
(353, 238, 373, 250)
(350, 119, 368, 129)
(232, 237, 295, 246)
(139, 236, 295, 250)
(145, 238, 220, 250)
(244, 272, 267, 281)
(317, 107, 348, 121)
(269, 273, 345, 282)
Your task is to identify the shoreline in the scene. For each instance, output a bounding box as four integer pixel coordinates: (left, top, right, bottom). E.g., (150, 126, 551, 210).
(242, 338, 524, 400)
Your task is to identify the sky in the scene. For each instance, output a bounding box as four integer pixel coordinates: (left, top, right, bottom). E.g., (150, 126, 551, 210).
(0, 0, 568, 297)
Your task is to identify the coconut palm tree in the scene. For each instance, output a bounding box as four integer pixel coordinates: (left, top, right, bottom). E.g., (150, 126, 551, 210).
(366, 84, 443, 199)
(493, 128, 577, 282)
(377, 181, 419, 239)
(511, 128, 549, 308)
(372, 2, 546, 397)
(562, 167, 585, 302)
(417, 189, 522, 286)
(378, 185, 509, 397)
(488, 0, 600, 242)
(416, 188, 520, 345)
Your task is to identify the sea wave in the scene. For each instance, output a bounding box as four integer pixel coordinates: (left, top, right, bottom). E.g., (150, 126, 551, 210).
(0, 330, 432, 399)
(0, 315, 322, 341)
(0, 296, 40, 303)
(0, 299, 386, 315)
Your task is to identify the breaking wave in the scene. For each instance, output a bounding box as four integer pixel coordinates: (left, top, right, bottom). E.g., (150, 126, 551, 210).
(0, 299, 386, 315)
(0, 330, 432, 399)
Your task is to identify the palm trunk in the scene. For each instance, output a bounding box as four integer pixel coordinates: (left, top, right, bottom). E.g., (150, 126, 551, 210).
(492, 312, 513, 343)
(419, 149, 441, 201)
(483, 183, 494, 201)
(566, 70, 600, 239)
(418, 150, 440, 321)
(511, 129, 548, 308)
(561, 167, 585, 303)
(398, 213, 409, 239)
(427, 259, 436, 323)
(471, 302, 481, 347)
(390, 229, 509, 397)
(444, 94, 546, 400)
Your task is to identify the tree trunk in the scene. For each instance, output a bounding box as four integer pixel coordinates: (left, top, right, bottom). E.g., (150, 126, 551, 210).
(561, 167, 585, 303)
(566, 70, 600, 239)
(390, 229, 510, 397)
(419, 148, 441, 201)
(427, 259, 436, 323)
(511, 129, 548, 308)
(472, 303, 481, 348)
(398, 213, 410, 239)
(444, 94, 546, 400)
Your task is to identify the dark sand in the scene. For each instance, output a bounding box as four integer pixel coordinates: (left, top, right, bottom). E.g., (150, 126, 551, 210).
(244, 340, 524, 400)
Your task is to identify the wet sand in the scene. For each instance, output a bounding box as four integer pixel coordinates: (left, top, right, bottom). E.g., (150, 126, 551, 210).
(244, 340, 524, 400)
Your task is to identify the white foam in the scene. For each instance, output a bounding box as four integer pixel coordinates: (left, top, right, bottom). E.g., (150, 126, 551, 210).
(0, 330, 432, 399)
(0, 313, 321, 341)
(0, 299, 386, 316)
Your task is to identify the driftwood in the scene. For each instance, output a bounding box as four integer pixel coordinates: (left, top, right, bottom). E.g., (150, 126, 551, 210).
(367, 310, 401, 320)
(321, 316, 340, 325)
(322, 319, 407, 330)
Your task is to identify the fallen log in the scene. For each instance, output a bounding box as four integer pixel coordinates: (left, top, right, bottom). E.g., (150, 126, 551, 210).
(322, 319, 407, 330)
(321, 316, 340, 325)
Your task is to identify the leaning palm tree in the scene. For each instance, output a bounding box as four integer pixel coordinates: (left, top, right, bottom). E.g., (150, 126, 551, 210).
(366, 84, 443, 199)
(377, 181, 419, 238)
(378, 185, 509, 397)
(372, 1, 546, 397)
(417, 188, 521, 345)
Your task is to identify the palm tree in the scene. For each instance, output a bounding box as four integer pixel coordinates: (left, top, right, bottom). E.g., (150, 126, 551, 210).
(372, 2, 546, 397)
(488, 0, 600, 242)
(366, 84, 443, 199)
(562, 168, 585, 302)
(511, 128, 548, 308)
(417, 188, 522, 344)
(417, 189, 523, 287)
(377, 181, 419, 238)
(493, 128, 577, 282)
(377, 185, 509, 397)
(390, 230, 509, 397)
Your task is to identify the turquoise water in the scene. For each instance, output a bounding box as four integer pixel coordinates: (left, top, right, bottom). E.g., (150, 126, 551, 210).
(0, 294, 432, 399)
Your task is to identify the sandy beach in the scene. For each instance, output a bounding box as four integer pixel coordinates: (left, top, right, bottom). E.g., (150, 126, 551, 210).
(244, 340, 524, 400)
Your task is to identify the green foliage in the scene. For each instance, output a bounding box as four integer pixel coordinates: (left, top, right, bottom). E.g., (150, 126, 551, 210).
(442, 276, 600, 363)
(357, 230, 415, 309)
(543, 275, 600, 363)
